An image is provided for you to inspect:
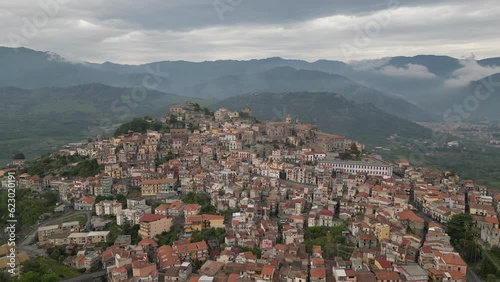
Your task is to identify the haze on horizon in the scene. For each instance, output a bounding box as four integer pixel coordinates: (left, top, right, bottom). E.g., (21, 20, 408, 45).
(1, 0, 500, 64)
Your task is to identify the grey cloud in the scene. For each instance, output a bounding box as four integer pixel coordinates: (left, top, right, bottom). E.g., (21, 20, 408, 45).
(379, 64, 437, 79)
(0, 0, 499, 63)
(445, 55, 500, 87)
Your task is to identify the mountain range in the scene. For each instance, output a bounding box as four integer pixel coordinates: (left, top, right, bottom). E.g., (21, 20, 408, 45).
(0, 83, 199, 165)
(1, 45, 500, 164)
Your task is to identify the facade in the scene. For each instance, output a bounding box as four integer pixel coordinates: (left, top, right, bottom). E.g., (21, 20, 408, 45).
(319, 159, 393, 176)
(74, 195, 95, 211)
(173, 241, 209, 262)
(141, 178, 178, 196)
(38, 221, 80, 243)
(139, 214, 173, 239)
(96, 200, 123, 216)
(184, 214, 224, 233)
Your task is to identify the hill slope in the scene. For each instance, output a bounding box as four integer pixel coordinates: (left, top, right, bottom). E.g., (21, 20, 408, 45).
(2, 46, 499, 120)
(214, 92, 432, 144)
(184, 67, 434, 121)
(0, 84, 200, 165)
(420, 73, 500, 121)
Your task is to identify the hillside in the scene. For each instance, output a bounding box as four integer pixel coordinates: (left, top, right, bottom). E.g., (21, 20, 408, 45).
(0, 84, 202, 165)
(184, 67, 434, 121)
(2, 46, 499, 120)
(214, 92, 433, 144)
(419, 73, 500, 121)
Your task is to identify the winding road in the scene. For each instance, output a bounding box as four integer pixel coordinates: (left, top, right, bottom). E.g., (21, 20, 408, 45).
(17, 210, 92, 258)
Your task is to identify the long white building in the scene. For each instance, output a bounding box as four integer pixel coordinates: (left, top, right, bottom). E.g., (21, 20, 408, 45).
(318, 158, 393, 176)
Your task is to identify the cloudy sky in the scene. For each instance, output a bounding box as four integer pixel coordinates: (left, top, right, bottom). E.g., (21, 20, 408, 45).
(1, 0, 499, 64)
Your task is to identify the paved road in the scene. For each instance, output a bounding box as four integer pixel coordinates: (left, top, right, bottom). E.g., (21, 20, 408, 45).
(17, 210, 91, 258)
(60, 270, 107, 282)
(467, 267, 483, 282)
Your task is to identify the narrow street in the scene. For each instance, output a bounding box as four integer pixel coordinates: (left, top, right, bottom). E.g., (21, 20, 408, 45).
(409, 182, 484, 282)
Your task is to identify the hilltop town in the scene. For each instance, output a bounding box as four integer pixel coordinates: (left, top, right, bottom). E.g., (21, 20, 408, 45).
(1, 101, 499, 282)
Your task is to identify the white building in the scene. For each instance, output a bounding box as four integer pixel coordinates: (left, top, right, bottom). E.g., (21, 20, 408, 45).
(95, 200, 123, 216)
(319, 159, 393, 176)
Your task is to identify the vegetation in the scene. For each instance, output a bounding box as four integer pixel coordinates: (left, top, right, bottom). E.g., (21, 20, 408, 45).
(0, 84, 202, 167)
(155, 151, 174, 166)
(447, 213, 481, 262)
(182, 192, 217, 214)
(21, 154, 103, 178)
(381, 137, 500, 189)
(61, 158, 102, 177)
(114, 117, 169, 136)
(17, 190, 58, 227)
(20, 257, 80, 282)
(0, 189, 58, 243)
(237, 246, 262, 259)
(156, 218, 183, 246)
(215, 92, 432, 145)
(46, 245, 75, 263)
(445, 213, 500, 278)
(190, 228, 226, 243)
(304, 223, 351, 260)
(105, 222, 141, 245)
(479, 247, 500, 279)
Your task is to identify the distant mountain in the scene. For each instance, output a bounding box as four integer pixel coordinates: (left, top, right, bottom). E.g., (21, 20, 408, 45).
(478, 57, 500, 67)
(184, 67, 435, 121)
(386, 55, 463, 77)
(2, 46, 500, 120)
(420, 73, 500, 121)
(0, 47, 134, 88)
(213, 92, 433, 144)
(0, 83, 200, 165)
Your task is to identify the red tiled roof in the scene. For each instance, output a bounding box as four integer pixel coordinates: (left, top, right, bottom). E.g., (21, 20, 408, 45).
(140, 214, 166, 222)
(318, 208, 334, 217)
(79, 196, 95, 204)
(398, 210, 424, 223)
(138, 238, 158, 246)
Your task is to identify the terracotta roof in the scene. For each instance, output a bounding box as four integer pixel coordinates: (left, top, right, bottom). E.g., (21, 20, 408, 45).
(439, 251, 467, 266)
(138, 238, 158, 246)
(398, 210, 424, 223)
(155, 204, 169, 211)
(318, 208, 334, 217)
(262, 265, 275, 276)
(168, 200, 183, 210)
(78, 196, 95, 204)
(375, 258, 392, 269)
(310, 267, 326, 278)
(140, 214, 167, 222)
(375, 270, 400, 280)
(184, 203, 200, 211)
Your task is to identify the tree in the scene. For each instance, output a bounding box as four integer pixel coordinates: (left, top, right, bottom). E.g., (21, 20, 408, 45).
(447, 213, 481, 263)
(350, 143, 360, 156)
(447, 213, 473, 246)
(41, 273, 59, 282)
(169, 115, 177, 124)
(194, 103, 201, 111)
(202, 107, 212, 116)
(0, 271, 14, 282)
(486, 274, 498, 282)
(19, 271, 42, 282)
